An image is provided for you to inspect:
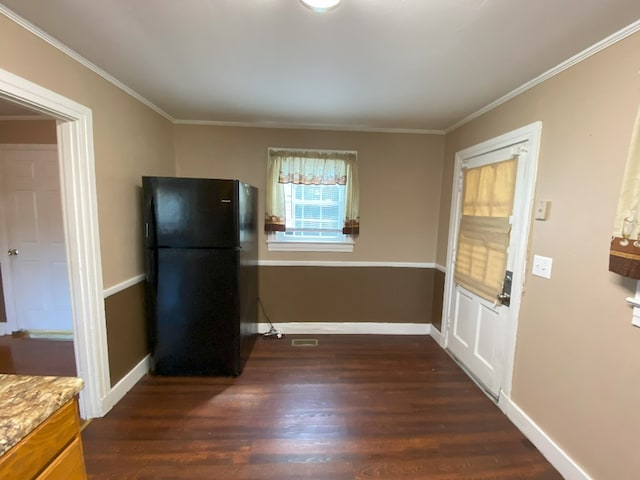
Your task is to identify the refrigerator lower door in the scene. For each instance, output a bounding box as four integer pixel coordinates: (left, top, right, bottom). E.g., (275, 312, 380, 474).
(151, 248, 240, 375)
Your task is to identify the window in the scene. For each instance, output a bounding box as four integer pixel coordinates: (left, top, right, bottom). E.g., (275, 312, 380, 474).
(454, 158, 516, 302)
(265, 148, 359, 252)
(283, 183, 345, 239)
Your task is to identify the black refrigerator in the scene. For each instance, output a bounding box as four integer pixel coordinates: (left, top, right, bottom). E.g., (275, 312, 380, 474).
(142, 176, 258, 376)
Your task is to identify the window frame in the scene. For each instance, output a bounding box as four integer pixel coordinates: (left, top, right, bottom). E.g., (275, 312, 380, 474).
(265, 148, 357, 253)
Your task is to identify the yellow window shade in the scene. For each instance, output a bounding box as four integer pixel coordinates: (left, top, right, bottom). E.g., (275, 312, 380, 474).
(455, 159, 517, 302)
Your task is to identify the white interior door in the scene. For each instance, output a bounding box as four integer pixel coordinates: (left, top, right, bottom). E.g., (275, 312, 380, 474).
(447, 145, 519, 397)
(444, 123, 541, 401)
(0, 145, 72, 332)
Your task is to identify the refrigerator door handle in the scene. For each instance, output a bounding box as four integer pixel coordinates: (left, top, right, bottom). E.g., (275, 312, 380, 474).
(147, 248, 158, 291)
(144, 190, 157, 248)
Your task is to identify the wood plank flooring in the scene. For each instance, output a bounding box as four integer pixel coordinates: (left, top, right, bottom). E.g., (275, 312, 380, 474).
(0, 335, 76, 377)
(82, 335, 562, 479)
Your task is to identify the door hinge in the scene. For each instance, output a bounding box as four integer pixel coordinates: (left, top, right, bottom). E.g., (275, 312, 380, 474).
(511, 144, 529, 156)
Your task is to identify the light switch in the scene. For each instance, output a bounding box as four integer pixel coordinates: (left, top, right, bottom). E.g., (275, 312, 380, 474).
(534, 201, 551, 221)
(532, 255, 553, 279)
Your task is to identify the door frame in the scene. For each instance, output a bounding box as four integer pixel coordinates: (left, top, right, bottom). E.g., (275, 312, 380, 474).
(442, 121, 542, 402)
(0, 145, 18, 334)
(0, 67, 109, 419)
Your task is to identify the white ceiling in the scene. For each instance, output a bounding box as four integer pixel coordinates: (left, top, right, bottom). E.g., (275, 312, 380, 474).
(1, 0, 640, 131)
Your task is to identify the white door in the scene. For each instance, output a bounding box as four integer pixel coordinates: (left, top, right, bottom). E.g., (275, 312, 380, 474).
(0, 145, 72, 332)
(444, 123, 541, 400)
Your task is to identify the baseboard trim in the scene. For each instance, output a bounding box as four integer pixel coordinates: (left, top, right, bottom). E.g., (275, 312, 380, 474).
(258, 322, 431, 335)
(499, 394, 592, 480)
(101, 354, 150, 415)
(258, 260, 435, 268)
(12, 329, 73, 340)
(429, 325, 445, 347)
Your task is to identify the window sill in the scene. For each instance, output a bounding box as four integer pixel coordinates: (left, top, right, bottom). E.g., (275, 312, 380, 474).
(267, 240, 354, 253)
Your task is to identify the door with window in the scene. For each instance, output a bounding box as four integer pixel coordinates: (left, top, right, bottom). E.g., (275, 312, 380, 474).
(444, 123, 540, 400)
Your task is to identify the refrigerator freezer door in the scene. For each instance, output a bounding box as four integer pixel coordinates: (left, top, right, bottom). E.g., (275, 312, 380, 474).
(150, 248, 240, 375)
(143, 177, 238, 248)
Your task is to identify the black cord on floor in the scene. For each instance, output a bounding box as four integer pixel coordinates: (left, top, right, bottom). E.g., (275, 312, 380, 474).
(258, 297, 283, 339)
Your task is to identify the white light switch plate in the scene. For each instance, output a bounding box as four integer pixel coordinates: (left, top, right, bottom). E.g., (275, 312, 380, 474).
(532, 255, 553, 279)
(534, 201, 551, 220)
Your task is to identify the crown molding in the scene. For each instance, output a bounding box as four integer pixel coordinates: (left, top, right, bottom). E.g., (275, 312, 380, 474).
(0, 5, 175, 123)
(173, 118, 444, 135)
(445, 18, 640, 134)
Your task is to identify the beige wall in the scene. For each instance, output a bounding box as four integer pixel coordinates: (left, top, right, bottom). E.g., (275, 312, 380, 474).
(438, 31, 640, 479)
(0, 15, 175, 385)
(175, 126, 445, 326)
(6, 11, 636, 476)
(0, 119, 57, 144)
(0, 15, 175, 288)
(174, 125, 445, 263)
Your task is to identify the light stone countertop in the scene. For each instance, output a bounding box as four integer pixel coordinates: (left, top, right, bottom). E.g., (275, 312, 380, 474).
(0, 374, 84, 456)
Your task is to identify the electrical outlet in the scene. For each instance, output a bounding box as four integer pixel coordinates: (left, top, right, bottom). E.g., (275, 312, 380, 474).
(532, 255, 553, 279)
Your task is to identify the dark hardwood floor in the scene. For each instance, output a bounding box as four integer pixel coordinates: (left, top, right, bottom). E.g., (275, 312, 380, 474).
(81, 335, 562, 479)
(0, 334, 76, 377)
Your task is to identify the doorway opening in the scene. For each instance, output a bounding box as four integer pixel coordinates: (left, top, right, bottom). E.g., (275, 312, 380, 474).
(0, 67, 109, 419)
(0, 140, 76, 377)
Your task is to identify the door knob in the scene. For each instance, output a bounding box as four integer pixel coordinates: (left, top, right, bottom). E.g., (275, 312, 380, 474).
(496, 292, 510, 302)
(7, 249, 18, 256)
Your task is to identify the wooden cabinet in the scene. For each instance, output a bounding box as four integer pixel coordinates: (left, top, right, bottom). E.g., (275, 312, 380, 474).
(0, 397, 87, 480)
